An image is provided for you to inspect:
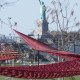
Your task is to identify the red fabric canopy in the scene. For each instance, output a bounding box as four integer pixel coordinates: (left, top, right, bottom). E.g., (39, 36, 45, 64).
(13, 29, 57, 51)
(0, 29, 80, 79)
(13, 29, 80, 60)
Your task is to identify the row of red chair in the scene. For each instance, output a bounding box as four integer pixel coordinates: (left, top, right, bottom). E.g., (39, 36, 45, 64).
(0, 59, 80, 79)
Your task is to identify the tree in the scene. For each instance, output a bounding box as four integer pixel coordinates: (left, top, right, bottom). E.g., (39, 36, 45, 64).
(46, 0, 80, 80)
(0, 0, 19, 8)
(0, 0, 19, 28)
(47, 0, 80, 53)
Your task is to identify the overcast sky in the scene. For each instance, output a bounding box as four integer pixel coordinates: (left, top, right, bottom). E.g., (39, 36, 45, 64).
(0, 0, 80, 36)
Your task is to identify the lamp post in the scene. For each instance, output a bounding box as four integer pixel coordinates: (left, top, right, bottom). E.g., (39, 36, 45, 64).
(38, 34, 40, 65)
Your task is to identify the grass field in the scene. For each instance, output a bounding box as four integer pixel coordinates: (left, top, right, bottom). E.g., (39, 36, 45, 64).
(0, 75, 80, 80)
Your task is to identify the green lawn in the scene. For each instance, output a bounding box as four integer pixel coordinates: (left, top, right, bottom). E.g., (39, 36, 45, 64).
(0, 75, 80, 80)
(1, 63, 22, 66)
